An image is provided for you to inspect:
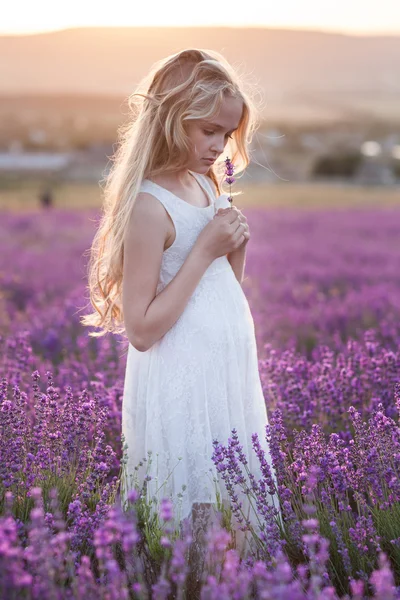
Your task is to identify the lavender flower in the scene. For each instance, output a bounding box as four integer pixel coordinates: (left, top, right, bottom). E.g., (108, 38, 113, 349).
(1, 201, 400, 597)
(224, 156, 235, 205)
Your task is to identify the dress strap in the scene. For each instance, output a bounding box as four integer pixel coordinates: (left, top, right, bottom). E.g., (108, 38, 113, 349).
(197, 174, 216, 203)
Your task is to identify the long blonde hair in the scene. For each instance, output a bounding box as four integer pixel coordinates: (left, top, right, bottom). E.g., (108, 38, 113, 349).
(81, 48, 261, 337)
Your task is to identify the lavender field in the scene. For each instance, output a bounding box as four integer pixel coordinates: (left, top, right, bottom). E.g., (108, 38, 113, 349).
(1, 201, 400, 599)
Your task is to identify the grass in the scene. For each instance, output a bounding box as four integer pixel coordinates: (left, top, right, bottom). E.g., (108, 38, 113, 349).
(234, 181, 400, 211)
(0, 178, 103, 211)
(0, 175, 400, 212)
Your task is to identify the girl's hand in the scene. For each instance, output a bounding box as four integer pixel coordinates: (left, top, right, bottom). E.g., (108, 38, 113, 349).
(195, 206, 245, 261)
(214, 206, 250, 247)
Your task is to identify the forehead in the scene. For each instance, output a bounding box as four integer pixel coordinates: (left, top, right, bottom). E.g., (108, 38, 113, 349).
(202, 96, 243, 130)
(202, 120, 239, 131)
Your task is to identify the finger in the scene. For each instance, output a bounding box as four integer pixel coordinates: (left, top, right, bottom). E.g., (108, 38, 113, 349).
(220, 205, 238, 213)
(234, 221, 245, 235)
(233, 224, 246, 246)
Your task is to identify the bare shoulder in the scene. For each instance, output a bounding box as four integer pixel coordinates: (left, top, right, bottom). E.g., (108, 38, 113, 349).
(126, 191, 169, 241)
(131, 191, 168, 218)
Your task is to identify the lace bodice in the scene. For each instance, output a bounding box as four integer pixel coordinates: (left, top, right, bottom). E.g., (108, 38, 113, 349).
(139, 171, 233, 295)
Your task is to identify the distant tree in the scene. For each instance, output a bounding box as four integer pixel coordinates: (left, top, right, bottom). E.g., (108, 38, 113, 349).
(391, 160, 400, 178)
(312, 152, 362, 178)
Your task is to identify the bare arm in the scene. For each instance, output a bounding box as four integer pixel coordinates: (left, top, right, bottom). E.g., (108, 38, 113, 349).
(122, 192, 213, 352)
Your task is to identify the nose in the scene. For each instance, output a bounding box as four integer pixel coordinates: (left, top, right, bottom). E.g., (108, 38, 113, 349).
(210, 136, 225, 156)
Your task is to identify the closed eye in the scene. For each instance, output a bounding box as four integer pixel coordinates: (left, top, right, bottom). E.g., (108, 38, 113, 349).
(203, 129, 233, 139)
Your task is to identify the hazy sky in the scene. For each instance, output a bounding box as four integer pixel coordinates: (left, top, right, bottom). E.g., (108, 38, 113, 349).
(2, 0, 400, 35)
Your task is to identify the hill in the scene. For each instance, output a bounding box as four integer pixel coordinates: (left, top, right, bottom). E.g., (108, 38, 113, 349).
(1, 27, 400, 122)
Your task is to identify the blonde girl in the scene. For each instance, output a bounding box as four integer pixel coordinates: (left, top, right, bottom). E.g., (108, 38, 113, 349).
(82, 48, 277, 560)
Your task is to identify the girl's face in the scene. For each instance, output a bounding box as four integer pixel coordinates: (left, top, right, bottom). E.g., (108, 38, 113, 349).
(185, 94, 243, 172)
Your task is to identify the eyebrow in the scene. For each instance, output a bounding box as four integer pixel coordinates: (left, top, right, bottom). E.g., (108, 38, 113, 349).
(203, 121, 238, 133)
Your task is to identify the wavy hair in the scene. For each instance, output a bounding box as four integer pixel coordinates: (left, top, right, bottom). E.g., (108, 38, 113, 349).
(80, 47, 261, 337)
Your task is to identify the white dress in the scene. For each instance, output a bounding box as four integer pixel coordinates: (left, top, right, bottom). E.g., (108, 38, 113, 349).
(121, 170, 276, 533)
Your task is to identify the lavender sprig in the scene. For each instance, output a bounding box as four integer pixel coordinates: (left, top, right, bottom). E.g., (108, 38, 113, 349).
(224, 156, 235, 206)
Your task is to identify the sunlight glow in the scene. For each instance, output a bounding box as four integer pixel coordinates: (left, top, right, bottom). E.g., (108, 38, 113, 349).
(1, 0, 400, 36)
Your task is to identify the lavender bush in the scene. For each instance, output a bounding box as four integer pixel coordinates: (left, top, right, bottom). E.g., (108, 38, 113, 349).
(0, 205, 400, 598)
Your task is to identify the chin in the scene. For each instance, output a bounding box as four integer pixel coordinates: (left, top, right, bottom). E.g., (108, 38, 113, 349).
(191, 164, 206, 174)
(191, 160, 213, 173)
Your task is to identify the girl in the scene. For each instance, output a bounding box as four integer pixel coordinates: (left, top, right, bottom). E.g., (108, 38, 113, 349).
(82, 48, 277, 555)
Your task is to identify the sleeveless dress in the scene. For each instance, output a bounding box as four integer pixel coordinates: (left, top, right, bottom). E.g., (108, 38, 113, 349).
(121, 170, 277, 534)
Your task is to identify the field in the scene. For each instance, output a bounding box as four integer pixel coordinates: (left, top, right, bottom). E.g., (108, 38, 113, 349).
(1, 178, 400, 211)
(1, 182, 400, 598)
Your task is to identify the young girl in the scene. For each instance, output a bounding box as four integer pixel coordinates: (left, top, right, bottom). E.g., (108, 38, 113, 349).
(82, 48, 277, 554)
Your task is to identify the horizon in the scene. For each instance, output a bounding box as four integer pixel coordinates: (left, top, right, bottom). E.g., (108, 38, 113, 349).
(1, 24, 400, 38)
(2, 0, 400, 37)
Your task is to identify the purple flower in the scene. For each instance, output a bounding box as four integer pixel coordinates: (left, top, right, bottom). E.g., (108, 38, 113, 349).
(159, 497, 173, 522)
(224, 156, 235, 205)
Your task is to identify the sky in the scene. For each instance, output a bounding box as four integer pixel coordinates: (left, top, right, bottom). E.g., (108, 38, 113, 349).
(2, 0, 400, 35)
